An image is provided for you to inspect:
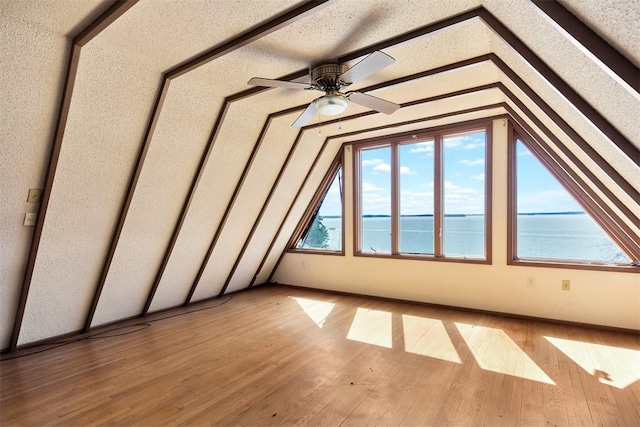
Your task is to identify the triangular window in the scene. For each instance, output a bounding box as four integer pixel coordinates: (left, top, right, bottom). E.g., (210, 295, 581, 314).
(513, 138, 630, 263)
(293, 163, 343, 252)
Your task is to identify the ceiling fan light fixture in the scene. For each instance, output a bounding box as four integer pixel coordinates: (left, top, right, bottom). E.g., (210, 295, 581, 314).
(314, 94, 348, 116)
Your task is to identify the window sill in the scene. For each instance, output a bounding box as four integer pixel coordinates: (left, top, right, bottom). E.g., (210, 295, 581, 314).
(509, 258, 639, 273)
(355, 252, 490, 265)
(287, 248, 344, 256)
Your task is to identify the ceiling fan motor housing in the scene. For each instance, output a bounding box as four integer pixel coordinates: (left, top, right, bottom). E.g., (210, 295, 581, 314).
(312, 63, 348, 90)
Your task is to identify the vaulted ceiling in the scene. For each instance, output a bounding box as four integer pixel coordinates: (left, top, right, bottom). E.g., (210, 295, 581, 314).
(2, 0, 638, 351)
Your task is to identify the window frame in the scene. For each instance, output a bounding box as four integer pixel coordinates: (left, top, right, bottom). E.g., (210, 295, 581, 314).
(507, 122, 639, 272)
(287, 150, 345, 256)
(352, 119, 493, 264)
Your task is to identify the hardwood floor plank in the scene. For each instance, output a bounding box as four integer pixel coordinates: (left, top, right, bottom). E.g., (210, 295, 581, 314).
(1, 285, 638, 426)
(343, 352, 428, 425)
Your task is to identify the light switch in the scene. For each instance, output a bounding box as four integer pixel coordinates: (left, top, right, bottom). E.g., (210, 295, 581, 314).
(24, 212, 37, 226)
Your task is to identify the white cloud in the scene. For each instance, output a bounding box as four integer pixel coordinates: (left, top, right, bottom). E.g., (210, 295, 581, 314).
(400, 166, 415, 175)
(442, 182, 485, 214)
(365, 163, 414, 174)
(326, 178, 341, 194)
(444, 194, 484, 214)
(363, 193, 390, 204)
(446, 188, 476, 197)
(463, 142, 485, 150)
(362, 192, 391, 215)
(362, 158, 384, 167)
(445, 132, 485, 150)
(518, 148, 532, 156)
(373, 163, 391, 173)
(459, 158, 484, 167)
(399, 190, 434, 215)
(397, 180, 488, 215)
(361, 182, 382, 193)
(362, 158, 393, 174)
(471, 173, 485, 181)
(400, 190, 434, 198)
(444, 136, 464, 148)
(409, 141, 434, 153)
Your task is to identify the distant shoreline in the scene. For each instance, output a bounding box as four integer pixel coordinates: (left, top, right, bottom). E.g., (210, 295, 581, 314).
(321, 211, 585, 219)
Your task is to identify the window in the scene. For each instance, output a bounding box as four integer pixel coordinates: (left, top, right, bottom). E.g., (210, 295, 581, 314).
(442, 131, 487, 258)
(509, 131, 636, 268)
(399, 140, 434, 254)
(355, 121, 491, 262)
(359, 145, 391, 254)
(291, 160, 343, 253)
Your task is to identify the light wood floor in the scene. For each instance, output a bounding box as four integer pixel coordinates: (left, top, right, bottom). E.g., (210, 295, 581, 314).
(1, 285, 639, 426)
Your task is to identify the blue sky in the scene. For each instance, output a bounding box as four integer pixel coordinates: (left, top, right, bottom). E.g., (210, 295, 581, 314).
(318, 169, 343, 217)
(318, 133, 584, 217)
(516, 141, 582, 213)
(359, 131, 487, 216)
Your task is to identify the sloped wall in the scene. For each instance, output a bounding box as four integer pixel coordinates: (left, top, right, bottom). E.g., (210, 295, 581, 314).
(2, 0, 637, 350)
(0, 0, 109, 348)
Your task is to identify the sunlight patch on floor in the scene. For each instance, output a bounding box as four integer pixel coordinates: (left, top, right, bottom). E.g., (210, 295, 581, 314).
(402, 314, 462, 363)
(456, 322, 555, 384)
(347, 308, 392, 348)
(291, 297, 335, 328)
(545, 336, 640, 389)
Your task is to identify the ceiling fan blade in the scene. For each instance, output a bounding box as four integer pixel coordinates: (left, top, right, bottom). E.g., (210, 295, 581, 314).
(248, 77, 312, 90)
(339, 51, 395, 85)
(348, 92, 400, 115)
(292, 102, 318, 127)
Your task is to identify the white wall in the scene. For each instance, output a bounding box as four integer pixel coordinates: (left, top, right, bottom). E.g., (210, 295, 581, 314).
(273, 119, 640, 330)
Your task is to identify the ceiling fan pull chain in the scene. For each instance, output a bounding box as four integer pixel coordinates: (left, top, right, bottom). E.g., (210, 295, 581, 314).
(318, 114, 322, 136)
(338, 114, 342, 130)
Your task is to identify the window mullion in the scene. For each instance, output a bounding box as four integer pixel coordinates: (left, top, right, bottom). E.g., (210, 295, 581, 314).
(507, 124, 518, 262)
(484, 124, 493, 262)
(391, 142, 399, 254)
(354, 148, 362, 254)
(434, 135, 443, 257)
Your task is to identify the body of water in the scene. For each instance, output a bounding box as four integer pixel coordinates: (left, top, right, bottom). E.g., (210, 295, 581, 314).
(320, 214, 626, 262)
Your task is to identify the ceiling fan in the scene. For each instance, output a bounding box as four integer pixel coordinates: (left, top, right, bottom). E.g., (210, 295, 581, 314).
(248, 51, 400, 127)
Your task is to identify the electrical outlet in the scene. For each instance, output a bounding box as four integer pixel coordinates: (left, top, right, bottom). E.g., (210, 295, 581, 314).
(27, 189, 42, 203)
(561, 280, 570, 291)
(526, 277, 535, 288)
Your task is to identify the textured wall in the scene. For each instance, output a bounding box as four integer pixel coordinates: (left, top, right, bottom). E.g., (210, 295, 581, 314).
(0, 0, 108, 348)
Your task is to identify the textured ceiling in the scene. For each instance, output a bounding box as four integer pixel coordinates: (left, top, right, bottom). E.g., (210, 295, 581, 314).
(561, 0, 640, 67)
(1, 0, 109, 35)
(1, 0, 638, 350)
